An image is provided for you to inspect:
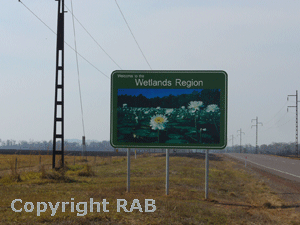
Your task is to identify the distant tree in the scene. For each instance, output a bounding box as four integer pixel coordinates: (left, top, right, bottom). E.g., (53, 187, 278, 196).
(6, 140, 11, 147)
(260, 144, 268, 154)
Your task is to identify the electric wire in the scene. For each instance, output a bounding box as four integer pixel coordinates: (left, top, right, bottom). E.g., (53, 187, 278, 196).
(267, 118, 293, 131)
(64, 3, 123, 70)
(70, 0, 85, 137)
(273, 112, 290, 125)
(238, 101, 289, 139)
(262, 111, 295, 132)
(19, 1, 56, 35)
(269, 111, 293, 128)
(19, 0, 110, 79)
(264, 101, 288, 125)
(114, 0, 152, 70)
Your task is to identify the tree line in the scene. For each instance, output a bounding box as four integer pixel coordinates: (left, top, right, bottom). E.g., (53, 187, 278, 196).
(226, 142, 299, 156)
(0, 139, 114, 151)
(118, 89, 220, 108)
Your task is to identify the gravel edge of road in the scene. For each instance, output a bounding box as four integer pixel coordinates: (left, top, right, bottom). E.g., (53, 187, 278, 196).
(221, 154, 300, 211)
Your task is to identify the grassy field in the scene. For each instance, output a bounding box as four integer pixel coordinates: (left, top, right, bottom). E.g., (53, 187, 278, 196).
(0, 153, 299, 224)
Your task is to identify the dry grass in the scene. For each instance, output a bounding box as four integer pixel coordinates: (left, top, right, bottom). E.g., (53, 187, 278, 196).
(0, 153, 299, 224)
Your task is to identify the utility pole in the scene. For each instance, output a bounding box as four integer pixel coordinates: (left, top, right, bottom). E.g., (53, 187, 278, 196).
(53, 0, 67, 168)
(237, 129, 245, 153)
(287, 90, 299, 158)
(230, 135, 234, 146)
(82, 136, 87, 161)
(251, 117, 263, 154)
(228, 135, 234, 152)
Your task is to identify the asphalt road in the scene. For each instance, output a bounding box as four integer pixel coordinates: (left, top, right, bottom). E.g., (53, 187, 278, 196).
(227, 153, 300, 183)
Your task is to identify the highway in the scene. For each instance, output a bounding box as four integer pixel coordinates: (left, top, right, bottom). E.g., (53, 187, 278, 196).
(227, 153, 300, 183)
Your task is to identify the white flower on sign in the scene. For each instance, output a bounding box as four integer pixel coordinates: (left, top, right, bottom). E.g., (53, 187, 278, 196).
(165, 109, 174, 115)
(150, 114, 168, 130)
(206, 104, 219, 112)
(188, 101, 203, 111)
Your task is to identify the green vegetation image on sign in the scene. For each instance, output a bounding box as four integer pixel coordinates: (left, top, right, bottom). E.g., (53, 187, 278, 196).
(110, 70, 227, 149)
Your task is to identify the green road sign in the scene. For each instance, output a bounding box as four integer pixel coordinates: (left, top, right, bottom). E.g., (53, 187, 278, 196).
(110, 70, 227, 149)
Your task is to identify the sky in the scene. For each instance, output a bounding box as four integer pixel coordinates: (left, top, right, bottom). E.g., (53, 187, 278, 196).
(1, 0, 300, 146)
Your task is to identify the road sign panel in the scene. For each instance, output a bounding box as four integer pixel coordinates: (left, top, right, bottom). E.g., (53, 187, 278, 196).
(110, 70, 227, 149)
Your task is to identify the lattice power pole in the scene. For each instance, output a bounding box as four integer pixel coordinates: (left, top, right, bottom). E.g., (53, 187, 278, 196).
(251, 117, 263, 154)
(237, 128, 245, 153)
(287, 90, 299, 158)
(53, 0, 66, 168)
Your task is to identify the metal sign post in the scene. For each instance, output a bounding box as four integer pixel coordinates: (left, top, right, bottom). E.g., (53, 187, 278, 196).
(127, 148, 130, 192)
(166, 149, 169, 195)
(205, 149, 209, 199)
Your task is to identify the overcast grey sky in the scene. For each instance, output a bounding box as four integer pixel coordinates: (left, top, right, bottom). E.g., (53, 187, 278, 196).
(1, 0, 300, 146)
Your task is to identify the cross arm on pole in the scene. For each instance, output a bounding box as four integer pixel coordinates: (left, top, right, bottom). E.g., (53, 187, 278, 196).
(288, 94, 297, 101)
(237, 130, 245, 136)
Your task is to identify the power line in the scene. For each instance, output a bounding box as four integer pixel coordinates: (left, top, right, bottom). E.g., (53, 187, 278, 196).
(114, 0, 152, 70)
(70, 0, 85, 137)
(19, 0, 110, 79)
(260, 110, 296, 133)
(19, 1, 56, 34)
(64, 3, 123, 70)
(67, 43, 110, 79)
(273, 111, 289, 125)
(241, 101, 288, 136)
(276, 118, 294, 128)
(264, 101, 288, 125)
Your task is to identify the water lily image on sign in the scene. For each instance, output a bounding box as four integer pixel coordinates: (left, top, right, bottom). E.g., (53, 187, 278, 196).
(188, 101, 203, 110)
(116, 88, 221, 144)
(206, 104, 219, 112)
(150, 114, 168, 130)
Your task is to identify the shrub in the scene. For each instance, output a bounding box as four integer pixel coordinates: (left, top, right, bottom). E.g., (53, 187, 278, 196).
(77, 164, 95, 177)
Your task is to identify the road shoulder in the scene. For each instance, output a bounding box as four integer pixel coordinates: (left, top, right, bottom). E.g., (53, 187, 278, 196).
(222, 154, 300, 211)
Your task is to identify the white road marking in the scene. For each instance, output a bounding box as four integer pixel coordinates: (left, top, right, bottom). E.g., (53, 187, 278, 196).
(229, 154, 300, 179)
